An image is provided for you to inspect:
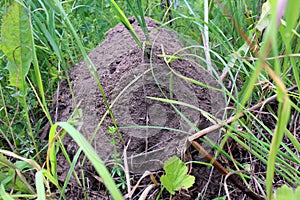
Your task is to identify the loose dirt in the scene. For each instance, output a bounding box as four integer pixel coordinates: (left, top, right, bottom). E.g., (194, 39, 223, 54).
(54, 17, 230, 199)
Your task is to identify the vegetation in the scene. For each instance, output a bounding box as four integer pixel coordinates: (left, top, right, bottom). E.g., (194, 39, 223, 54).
(0, 0, 299, 199)
(160, 156, 195, 197)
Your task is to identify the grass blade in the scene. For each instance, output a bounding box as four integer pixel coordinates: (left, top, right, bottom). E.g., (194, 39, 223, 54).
(136, 0, 150, 43)
(109, 0, 142, 48)
(0, 184, 14, 200)
(49, 122, 123, 200)
(35, 171, 46, 200)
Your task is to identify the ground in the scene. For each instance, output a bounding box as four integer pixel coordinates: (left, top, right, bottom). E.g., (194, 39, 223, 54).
(52, 17, 262, 199)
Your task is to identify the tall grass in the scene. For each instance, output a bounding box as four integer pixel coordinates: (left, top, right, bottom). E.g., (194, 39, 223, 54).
(1, 0, 124, 199)
(0, 0, 299, 199)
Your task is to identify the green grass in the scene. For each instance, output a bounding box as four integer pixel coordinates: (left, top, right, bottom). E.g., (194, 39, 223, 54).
(0, 0, 299, 199)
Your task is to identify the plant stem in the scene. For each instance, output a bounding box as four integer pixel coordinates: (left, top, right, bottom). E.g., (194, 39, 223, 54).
(20, 96, 41, 164)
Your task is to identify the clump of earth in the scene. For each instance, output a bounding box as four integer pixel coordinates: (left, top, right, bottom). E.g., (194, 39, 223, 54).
(56, 17, 224, 174)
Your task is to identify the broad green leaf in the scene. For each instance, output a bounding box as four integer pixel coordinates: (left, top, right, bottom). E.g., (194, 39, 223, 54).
(1, 2, 33, 93)
(160, 156, 195, 195)
(275, 185, 300, 200)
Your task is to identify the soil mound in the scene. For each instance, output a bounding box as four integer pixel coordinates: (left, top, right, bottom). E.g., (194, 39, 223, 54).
(56, 17, 224, 173)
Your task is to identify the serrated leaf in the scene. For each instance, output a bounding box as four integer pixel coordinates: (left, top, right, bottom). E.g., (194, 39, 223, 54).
(1, 2, 33, 93)
(275, 185, 300, 200)
(160, 156, 195, 195)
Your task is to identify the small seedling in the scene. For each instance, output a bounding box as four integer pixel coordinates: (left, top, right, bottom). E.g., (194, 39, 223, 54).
(111, 163, 126, 190)
(107, 126, 127, 190)
(160, 156, 195, 196)
(107, 126, 120, 161)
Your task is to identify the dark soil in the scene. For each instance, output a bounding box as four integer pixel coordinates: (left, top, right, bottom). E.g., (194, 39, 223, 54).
(52, 17, 259, 199)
